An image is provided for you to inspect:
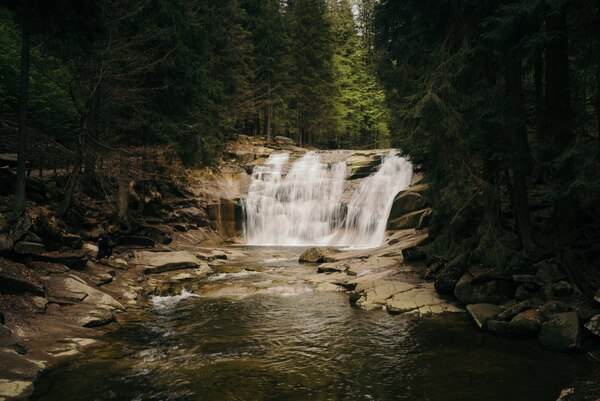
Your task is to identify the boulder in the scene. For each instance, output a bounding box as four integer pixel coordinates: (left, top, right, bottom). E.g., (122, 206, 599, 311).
(401, 245, 426, 261)
(497, 301, 532, 321)
(386, 286, 462, 315)
(552, 281, 573, 297)
(136, 251, 200, 274)
(539, 300, 571, 320)
(509, 309, 545, 337)
(387, 208, 431, 230)
(79, 308, 115, 328)
(535, 262, 567, 283)
(0, 257, 45, 296)
(454, 274, 516, 305)
(538, 312, 581, 351)
(61, 233, 83, 249)
(275, 135, 295, 145)
(584, 315, 600, 337)
(466, 304, 502, 330)
(120, 235, 155, 248)
(0, 215, 31, 252)
(32, 251, 87, 270)
(488, 320, 511, 336)
(387, 191, 428, 223)
(434, 253, 469, 295)
(299, 247, 340, 264)
(13, 240, 45, 255)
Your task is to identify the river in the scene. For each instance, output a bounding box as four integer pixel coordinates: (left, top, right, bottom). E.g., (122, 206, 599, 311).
(32, 248, 592, 401)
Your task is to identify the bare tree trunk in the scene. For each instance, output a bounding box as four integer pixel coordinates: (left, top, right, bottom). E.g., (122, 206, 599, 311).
(58, 153, 82, 216)
(506, 50, 535, 253)
(14, 11, 31, 216)
(117, 154, 130, 225)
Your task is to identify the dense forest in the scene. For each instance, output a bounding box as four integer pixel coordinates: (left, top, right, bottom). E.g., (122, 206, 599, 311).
(1, 0, 600, 286)
(375, 0, 600, 291)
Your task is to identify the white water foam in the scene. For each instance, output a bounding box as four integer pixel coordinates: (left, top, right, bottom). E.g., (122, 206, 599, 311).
(244, 150, 412, 247)
(150, 289, 199, 310)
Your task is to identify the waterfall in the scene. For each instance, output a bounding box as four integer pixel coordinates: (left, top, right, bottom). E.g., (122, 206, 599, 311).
(243, 150, 412, 247)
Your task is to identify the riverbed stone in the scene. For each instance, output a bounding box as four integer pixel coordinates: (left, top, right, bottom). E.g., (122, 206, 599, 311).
(387, 191, 428, 223)
(538, 312, 581, 351)
(497, 301, 531, 321)
(434, 253, 469, 295)
(0, 379, 34, 399)
(454, 274, 516, 305)
(298, 247, 340, 264)
(13, 240, 45, 255)
(509, 309, 545, 337)
(466, 304, 502, 330)
(0, 257, 45, 296)
(488, 320, 511, 336)
(584, 315, 600, 337)
(386, 286, 461, 315)
(79, 308, 115, 327)
(552, 281, 573, 297)
(355, 281, 415, 309)
(32, 251, 88, 270)
(137, 251, 200, 274)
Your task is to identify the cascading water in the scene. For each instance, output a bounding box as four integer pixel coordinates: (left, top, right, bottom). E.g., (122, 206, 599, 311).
(243, 150, 413, 247)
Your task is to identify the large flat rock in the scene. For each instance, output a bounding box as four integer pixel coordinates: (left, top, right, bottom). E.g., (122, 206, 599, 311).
(136, 251, 200, 274)
(386, 284, 463, 315)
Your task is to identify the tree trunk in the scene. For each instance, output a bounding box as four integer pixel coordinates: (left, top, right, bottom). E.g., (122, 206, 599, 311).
(263, 102, 272, 142)
(58, 154, 82, 216)
(533, 47, 545, 180)
(545, 7, 578, 236)
(13, 11, 31, 216)
(117, 155, 129, 225)
(506, 50, 535, 253)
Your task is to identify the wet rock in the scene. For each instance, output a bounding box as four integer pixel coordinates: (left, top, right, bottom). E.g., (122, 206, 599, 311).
(177, 207, 210, 227)
(120, 235, 155, 248)
(299, 247, 340, 264)
(100, 258, 128, 270)
(0, 257, 45, 296)
(0, 379, 34, 400)
(317, 263, 347, 273)
(387, 208, 431, 230)
(466, 304, 502, 330)
(515, 285, 536, 301)
(61, 233, 83, 249)
(387, 191, 428, 223)
(31, 296, 48, 313)
(0, 215, 31, 252)
(13, 240, 45, 255)
(275, 135, 294, 145)
(95, 273, 113, 286)
(137, 251, 200, 274)
(584, 315, 600, 337)
(386, 286, 462, 315)
(32, 251, 87, 270)
(488, 320, 511, 336)
(539, 312, 581, 351)
(355, 281, 415, 309)
(402, 245, 426, 261)
(552, 281, 573, 297)
(434, 253, 469, 295)
(172, 273, 194, 281)
(26, 261, 68, 275)
(509, 309, 545, 337)
(454, 274, 516, 305)
(512, 274, 545, 287)
(539, 300, 571, 320)
(79, 308, 115, 327)
(497, 301, 531, 321)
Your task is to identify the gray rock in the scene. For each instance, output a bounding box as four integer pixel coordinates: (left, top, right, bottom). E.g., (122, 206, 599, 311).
(584, 315, 600, 337)
(539, 312, 581, 351)
(539, 301, 571, 320)
(594, 289, 600, 304)
(387, 208, 431, 230)
(497, 301, 531, 321)
(552, 281, 573, 297)
(137, 251, 200, 274)
(387, 191, 428, 223)
(434, 253, 469, 295)
(0, 258, 45, 296)
(31, 296, 48, 313)
(32, 251, 88, 270)
(22, 231, 42, 243)
(79, 308, 115, 328)
(515, 285, 536, 301)
(454, 274, 516, 305)
(299, 247, 339, 264)
(402, 246, 426, 261)
(120, 235, 155, 247)
(488, 320, 511, 336)
(466, 304, 502, 330)
(13, 240, 46, 255)
(509, 309, 545, 338)
(512, 274, 544, 287)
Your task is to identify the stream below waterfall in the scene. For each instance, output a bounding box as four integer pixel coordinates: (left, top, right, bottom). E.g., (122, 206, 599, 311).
(32, 247, 593, 401)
